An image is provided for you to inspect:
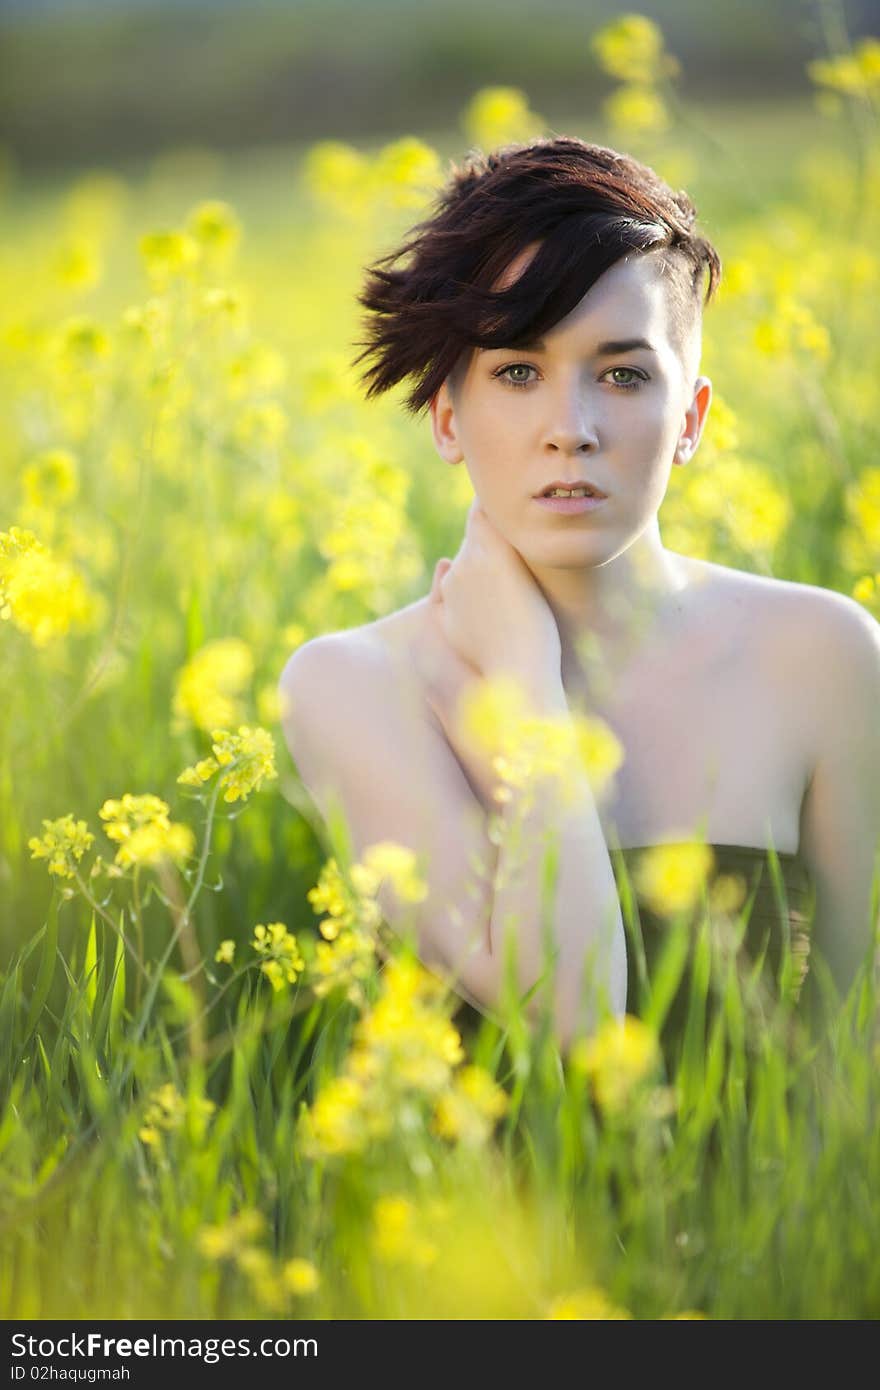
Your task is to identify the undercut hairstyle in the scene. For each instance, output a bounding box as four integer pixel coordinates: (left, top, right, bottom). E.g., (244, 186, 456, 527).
(351, 135, 721, 417)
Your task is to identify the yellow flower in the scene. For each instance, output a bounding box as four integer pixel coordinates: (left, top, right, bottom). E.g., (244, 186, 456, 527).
(371, 1195, 437, 1268)
(298, 1075, 378, 1157)
(307, 854, 384, 941)
(461, 86, 545, 149)
(99, 793, 195, 870)
(54, 315, 111, 364)
(0, 528, 100, 648)
(311, 929, 377, 1003)
(177, 726, 277, 804)
(457, 673, 623, 807)
(115, 820, 195, 869)
(198, 286, 247, 328)
(52, 238, 102, 291)
(808, 39, 880, 98)
(282, 1258, 320, 1296)
(431, 1064, 509, 1145)
(603, 83, 670, 135)
(139, 229, 200, 283)
(853, 574, 880, 607)
(21, 448, 79, 510)
(353, 841, 428, 905)
(185, 199, 242, 262)
(633, 842, 715, 916)
(172, 637, 254, 735)
(252, 922, 305, 989)
(215, 939, 236, 965)
(198, 1210, 266, 1260)
(139, 1083, 215, 1154)
(370, 137, 443, 209)
(570, 1014, 661, 1111)
(28, 814, 95, 880)
(590, 14, 674, 85)
(303, 140, 372, 218)
(177, 757, 221, 789)
(546, 1285, 633, 1319)
(120, 298, 169, 350)
(708, 873, 748, 916)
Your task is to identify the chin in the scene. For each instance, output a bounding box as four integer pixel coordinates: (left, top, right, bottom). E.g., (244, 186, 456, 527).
(521, 531, 609, 567)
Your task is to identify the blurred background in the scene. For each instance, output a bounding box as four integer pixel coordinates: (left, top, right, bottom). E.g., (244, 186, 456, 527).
(1, 0, 878, 174)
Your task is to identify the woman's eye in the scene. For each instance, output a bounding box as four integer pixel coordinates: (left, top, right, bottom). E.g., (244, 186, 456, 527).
(494, 363, 537, 389)
(604, 367, 647, 390)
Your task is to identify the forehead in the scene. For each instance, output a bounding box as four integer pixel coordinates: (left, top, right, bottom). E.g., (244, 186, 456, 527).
(490, 243, 680, 347)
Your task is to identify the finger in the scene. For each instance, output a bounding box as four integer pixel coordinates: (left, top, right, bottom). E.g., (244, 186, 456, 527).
(430, 557, 451, 603)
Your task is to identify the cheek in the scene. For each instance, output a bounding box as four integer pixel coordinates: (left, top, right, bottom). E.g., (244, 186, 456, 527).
(630, 392, 679, 452)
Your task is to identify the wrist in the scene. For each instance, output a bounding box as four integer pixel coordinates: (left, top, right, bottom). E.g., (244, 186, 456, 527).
(482, 662, 568, 714)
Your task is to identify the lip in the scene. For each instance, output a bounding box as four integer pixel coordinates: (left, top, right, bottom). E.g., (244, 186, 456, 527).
(534, 495, 608, 514)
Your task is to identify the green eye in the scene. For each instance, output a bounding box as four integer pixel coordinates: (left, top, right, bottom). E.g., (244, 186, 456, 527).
(605, 367, 647, 390)
(494, 363, 536, 389)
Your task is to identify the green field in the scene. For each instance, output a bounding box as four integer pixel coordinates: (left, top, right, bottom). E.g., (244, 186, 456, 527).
(2, 35, 880, 1319)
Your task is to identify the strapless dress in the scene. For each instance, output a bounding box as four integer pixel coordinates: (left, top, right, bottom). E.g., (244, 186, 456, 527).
(450, 843, 815, 1075)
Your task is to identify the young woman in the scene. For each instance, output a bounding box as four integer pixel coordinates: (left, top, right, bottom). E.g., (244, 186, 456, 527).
(278, 136, 880, 1057)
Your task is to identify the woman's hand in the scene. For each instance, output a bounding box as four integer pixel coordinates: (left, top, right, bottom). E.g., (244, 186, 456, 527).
(433, 497, 562, 689)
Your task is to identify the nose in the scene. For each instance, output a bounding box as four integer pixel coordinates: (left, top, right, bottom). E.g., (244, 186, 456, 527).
(543, 382, 600, 454)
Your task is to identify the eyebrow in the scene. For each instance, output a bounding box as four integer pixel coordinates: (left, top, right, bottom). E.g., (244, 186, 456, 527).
(505, 336, 657, 355)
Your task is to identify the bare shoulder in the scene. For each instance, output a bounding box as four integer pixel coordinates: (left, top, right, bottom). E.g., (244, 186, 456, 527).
(682, 555, 878, 652)
(279, 599, 429, 692)
(276, 600, 435, 753)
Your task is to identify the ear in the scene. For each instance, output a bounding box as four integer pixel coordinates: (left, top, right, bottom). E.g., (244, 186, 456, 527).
(429, 378, 464, 465)
(673, 376, 712, 467)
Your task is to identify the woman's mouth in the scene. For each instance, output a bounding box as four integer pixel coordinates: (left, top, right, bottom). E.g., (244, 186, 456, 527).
(533, 494, 608, 514)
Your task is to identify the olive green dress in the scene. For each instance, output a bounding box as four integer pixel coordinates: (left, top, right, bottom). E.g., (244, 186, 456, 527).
(451, 843, 815, 1075)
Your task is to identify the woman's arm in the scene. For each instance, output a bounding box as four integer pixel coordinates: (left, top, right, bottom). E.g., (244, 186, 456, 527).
(277, 634, 626, 1051)
(796, 591, 880, 1016)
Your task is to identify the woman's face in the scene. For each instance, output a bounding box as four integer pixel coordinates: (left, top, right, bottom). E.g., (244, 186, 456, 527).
(431, 247, 710, 570)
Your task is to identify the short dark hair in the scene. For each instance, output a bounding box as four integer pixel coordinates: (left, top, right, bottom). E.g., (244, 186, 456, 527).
(351, 135, 721, 417)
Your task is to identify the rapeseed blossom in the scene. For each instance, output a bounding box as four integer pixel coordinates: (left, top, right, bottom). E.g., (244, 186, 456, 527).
(282, 1258, 320, 1296)
(311, 931, 377, 1004)
(172, 638, 255, 733)
(431, 1063, 509, 1145)
(0, 526, 100, 647)
(456, 674, 624, 812)
(297, 955, 507, 1161)
(808, 38, 880, 102)
(349, 842, 428, 906)
(197, 1210, 266, 1260)
(251, 922, 306, 991)
(138, 228, 200, 285)
(177, 725, 278, 803)
(633, 842, 715, 917)
(138, 1082, 215, 1151)
(590, 14, 676, 85)
(461, 87, 545, 149)
(370, 1194, 437, 1268)
(603, 84, 670, 136)
(99, 793, 195, 871)
(28, 814, 95, 880)
(185, 199, 242, 263)
(20, 448, 79, 510)
(569, 1014, 662, 1112)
